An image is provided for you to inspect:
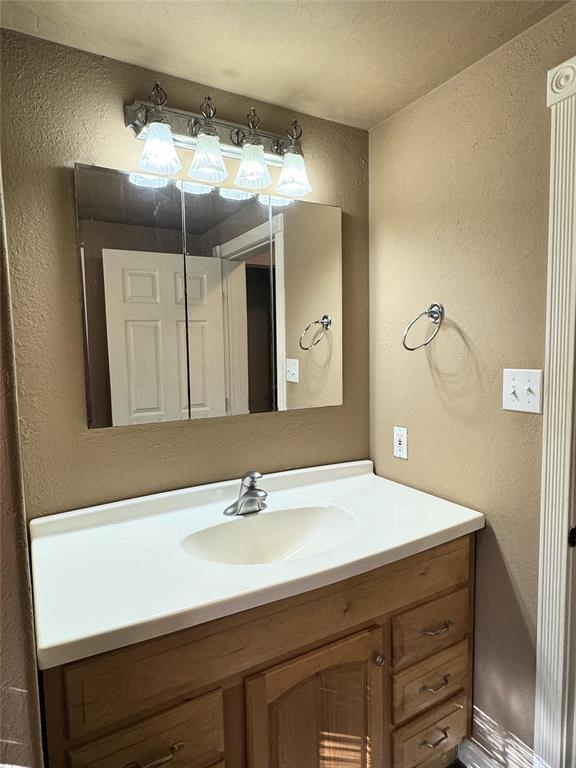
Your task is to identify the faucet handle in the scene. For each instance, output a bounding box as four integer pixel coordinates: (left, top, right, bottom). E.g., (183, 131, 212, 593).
(241, 470, 262, 488)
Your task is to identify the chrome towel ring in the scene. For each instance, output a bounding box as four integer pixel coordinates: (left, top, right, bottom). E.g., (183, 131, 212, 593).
(299, 314, 332, 351)
(402, 303, 445, 351)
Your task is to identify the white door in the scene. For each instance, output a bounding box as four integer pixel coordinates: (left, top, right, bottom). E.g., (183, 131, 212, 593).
(221, 258, 249, 415)
(102, 249, 226, 426)
(184, 254, 227, 419)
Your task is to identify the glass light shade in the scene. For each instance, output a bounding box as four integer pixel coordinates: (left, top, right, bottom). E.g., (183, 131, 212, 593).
(258, 194, 292, 208)
(137, 121, 182, 175)
(188, 133, 228, 183)
(275, 151, 312, 196)
(128, 173, 169, 188)
(182, 181, 214, 195)
(234, 142, 272, 189)
(219, 188, 254, 201)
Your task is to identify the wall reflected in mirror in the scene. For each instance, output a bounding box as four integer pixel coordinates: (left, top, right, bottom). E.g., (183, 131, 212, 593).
(75, 164, 342, 428)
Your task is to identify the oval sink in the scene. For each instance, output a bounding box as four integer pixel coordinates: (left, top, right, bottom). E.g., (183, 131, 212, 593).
(181, 505, 356, 565)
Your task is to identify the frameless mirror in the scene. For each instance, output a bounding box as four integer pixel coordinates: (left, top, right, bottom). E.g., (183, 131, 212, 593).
(75, 164, 342, 428)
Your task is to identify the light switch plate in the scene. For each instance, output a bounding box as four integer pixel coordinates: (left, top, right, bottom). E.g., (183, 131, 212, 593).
(286, 358, 299, 383)
(393, 426, 408, 459)
(502, 369, 543, 413)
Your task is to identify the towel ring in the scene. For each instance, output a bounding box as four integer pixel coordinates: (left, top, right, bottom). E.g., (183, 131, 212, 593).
(299, 314, 332, 351)
(402, 303, 445, 351)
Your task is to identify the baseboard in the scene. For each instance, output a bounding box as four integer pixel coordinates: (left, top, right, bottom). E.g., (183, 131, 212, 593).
(458, 707, 539, 768)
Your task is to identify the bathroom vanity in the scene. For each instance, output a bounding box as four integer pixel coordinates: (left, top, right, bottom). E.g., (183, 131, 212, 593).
(31, 462, 484, 768)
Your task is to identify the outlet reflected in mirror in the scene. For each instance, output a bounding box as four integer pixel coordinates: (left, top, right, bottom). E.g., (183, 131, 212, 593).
(75, 164, 342, 428)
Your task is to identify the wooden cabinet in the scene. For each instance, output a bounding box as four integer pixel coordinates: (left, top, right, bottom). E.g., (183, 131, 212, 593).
(247, 628, 385, 768)
(392, 589, 469, 669)
(41, 536, 474, 768)
(67, 692, 225, 768)
(392, 694, 467, 768)
(392, 641, 468, 724)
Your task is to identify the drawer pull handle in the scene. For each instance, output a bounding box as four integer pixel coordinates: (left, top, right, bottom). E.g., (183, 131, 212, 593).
(420, 674, 450, 694)
(422, 620, 452, 637)
(124, 741, 184, 768)
(375, 654, 386, 667)
(421, 727, 450, 749)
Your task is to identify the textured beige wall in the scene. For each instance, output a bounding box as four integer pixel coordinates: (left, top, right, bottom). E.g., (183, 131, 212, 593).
(369, 2, 575, 748)
(1, 178, 43, 766)
(284, 202, 342, 410)
(0, 30, 369, 519)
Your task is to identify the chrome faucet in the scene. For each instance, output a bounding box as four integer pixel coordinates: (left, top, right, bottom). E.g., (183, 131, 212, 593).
(224, 471, 268, 516)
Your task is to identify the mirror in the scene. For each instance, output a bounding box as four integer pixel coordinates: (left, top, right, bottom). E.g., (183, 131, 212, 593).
(75, 164, 342, 428)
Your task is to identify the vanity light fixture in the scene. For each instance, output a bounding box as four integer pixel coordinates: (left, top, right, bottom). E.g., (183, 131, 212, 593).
(276, 120, 312, 197)
(182, 181, 214, 195)
(126, 96, 313, 198)
(219, 188, 254, 201)
(137, 83, 182, 175)
(187, 96, 229, 183)
(234, 109, 273, 190)
(128, 172, 169, 188)
(258, 194, 292, 208)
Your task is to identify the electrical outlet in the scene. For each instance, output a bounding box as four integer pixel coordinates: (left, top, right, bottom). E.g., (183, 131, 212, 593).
(286, 358, 299, 383)
(393, 426, 408, 460)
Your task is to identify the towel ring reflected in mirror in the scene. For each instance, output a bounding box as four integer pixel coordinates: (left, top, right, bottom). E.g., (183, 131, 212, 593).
(299, 314, 332, 351)
(402, 303, 445, 351)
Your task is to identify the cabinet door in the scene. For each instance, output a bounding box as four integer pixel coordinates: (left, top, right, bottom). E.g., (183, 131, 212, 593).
(246, 627, 385, 768)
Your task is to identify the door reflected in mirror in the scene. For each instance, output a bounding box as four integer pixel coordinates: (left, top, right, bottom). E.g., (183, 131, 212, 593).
(75, 164, 342, 428)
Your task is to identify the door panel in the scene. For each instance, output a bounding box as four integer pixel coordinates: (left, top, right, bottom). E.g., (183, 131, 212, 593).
(103, 250, 189, 426)
(246, 627, 385, 768)
(185, 255, 227, 419)
(102, 249, 226, 425)
(222, 259, 249, 416)
(125, 320, 163, 417)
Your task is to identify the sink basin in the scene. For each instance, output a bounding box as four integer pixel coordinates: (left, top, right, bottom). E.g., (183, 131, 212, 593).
(181, 505, 356, 565)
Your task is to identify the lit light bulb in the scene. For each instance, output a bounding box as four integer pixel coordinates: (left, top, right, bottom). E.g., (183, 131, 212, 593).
(276, 151, 312, 197)
(258, 194, 292, 208)
(234, 111, 272, 189)
(235, 142, 272, 189)
(128, 173, 169, 188)
(275, 119, 312, 197)
(182, 181, 214, 195)
(187, 96, 228, 183)
(219, 188, 254, 201)
(188, 133, 228, 183)
(137, 84, 181, 175)
(138, 122, 182, 175)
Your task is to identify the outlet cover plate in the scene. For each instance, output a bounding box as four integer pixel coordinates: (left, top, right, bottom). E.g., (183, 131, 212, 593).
(286, 358, 299, 383)
(502, 369, 543, 413)
(393, 426, 408, 459)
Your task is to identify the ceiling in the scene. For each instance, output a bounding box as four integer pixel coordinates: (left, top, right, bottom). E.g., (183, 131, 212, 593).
(2, 0, 567, 128)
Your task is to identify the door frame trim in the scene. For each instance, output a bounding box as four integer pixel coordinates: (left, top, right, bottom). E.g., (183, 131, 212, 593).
(533, 54, 576, 768)
(217, 214, 287, 411)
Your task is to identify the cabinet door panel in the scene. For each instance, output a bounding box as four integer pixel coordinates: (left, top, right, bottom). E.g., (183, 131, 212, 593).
(246, 627, 385, 768)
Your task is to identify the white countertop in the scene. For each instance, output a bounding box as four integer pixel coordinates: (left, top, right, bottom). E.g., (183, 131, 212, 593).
(30, 461, 484, 669)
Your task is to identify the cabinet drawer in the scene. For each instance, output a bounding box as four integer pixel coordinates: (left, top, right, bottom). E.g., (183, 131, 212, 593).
(68, 690, 224, 768)
(393, 640, 468, 723)
(392, 588, 469, 669)
(392, 694, 467, 768)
